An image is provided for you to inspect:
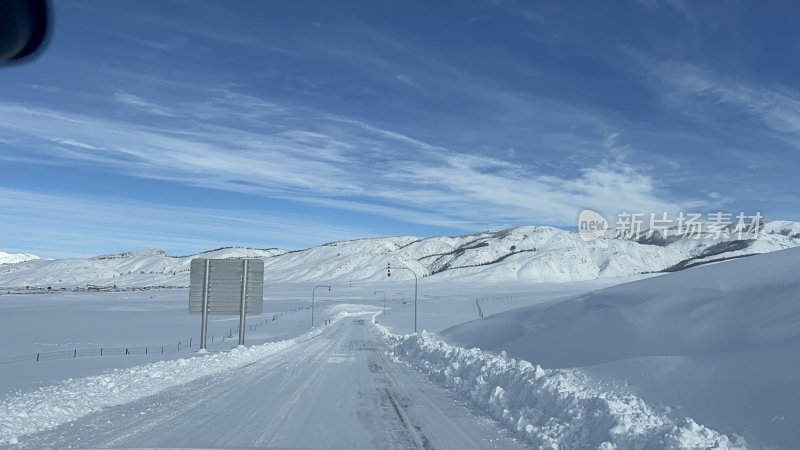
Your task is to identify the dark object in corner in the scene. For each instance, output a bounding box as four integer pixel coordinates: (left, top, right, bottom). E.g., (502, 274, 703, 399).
(0, 0, 50, 65)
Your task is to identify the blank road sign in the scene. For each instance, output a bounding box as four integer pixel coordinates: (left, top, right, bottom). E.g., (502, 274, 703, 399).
(189, 258, 264, 315)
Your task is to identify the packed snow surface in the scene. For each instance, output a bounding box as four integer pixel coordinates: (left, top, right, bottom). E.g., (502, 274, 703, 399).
(2, 313, 526, 450)
(0, 316, 340, 445)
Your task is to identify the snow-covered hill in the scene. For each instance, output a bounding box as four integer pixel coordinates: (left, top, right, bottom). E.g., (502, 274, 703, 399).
(0, 251, 39, 265)
(1, 221, 799, 289)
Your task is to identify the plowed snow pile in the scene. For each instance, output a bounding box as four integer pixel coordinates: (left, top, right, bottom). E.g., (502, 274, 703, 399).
(382, 327, 745, 449)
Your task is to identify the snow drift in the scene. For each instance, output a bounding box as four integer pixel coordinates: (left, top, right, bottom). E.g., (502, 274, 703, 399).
(442, 246, 800, 448)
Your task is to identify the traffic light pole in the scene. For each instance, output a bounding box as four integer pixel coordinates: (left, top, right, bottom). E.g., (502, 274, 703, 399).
(311, 284, 331, 328)
(387, 263, 419, 332)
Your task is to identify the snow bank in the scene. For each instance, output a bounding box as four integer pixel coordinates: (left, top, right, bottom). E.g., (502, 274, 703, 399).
(0, 322, 334, 445)
(380, 327, 746, 449)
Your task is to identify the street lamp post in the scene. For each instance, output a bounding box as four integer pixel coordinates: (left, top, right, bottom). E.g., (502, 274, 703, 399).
(374, 290, 386, 316)
(312, 284, 331, 328)
(387, 263, 419, 332)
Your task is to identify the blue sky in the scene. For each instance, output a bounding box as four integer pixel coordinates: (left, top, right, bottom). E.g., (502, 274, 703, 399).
(1, 0, 798, 258)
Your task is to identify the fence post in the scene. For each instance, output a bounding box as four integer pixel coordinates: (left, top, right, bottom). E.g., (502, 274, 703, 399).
(101, 348, 103, 356)
(73, 349, 77, 358)
(36, 352, 39, 361)
(126, 348, 129, 355)
(476, 299, 484, 318)
(161, 346, 164, 354)
(145, 347, 148, 355)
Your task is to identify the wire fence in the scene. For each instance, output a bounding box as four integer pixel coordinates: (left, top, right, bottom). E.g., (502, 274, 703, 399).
(0, 342, 185, 365)
(207, 306, 307, 345)
(0, 305, 310, 366)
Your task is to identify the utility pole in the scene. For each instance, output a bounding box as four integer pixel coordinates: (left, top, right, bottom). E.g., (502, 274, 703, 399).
(374, 290, 386, 316)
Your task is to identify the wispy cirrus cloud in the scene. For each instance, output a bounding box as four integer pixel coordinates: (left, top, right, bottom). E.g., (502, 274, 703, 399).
(395, 73, 417, 87)
(1, 0, 794, 259)
(0, 84, 701, 234)
(114, 91, 176, 117)
(617, 54, 800, 218)
(642, 59, 800, 137)
(0, 188, 372, 258)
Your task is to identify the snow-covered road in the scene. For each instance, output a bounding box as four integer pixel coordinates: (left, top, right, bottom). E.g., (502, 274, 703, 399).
(16, 315, 524, 450)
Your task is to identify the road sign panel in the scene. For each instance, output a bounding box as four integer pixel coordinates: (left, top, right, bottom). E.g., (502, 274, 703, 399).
(189, 258, 264, 315)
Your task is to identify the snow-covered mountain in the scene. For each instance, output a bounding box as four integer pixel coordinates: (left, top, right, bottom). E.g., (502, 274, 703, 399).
(1, 221, 799, 289)
(0, 251, 39, 265)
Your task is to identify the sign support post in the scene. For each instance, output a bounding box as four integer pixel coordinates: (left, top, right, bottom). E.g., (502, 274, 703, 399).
(200, 259, 210, 351)
(238, 259, 249, 346)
